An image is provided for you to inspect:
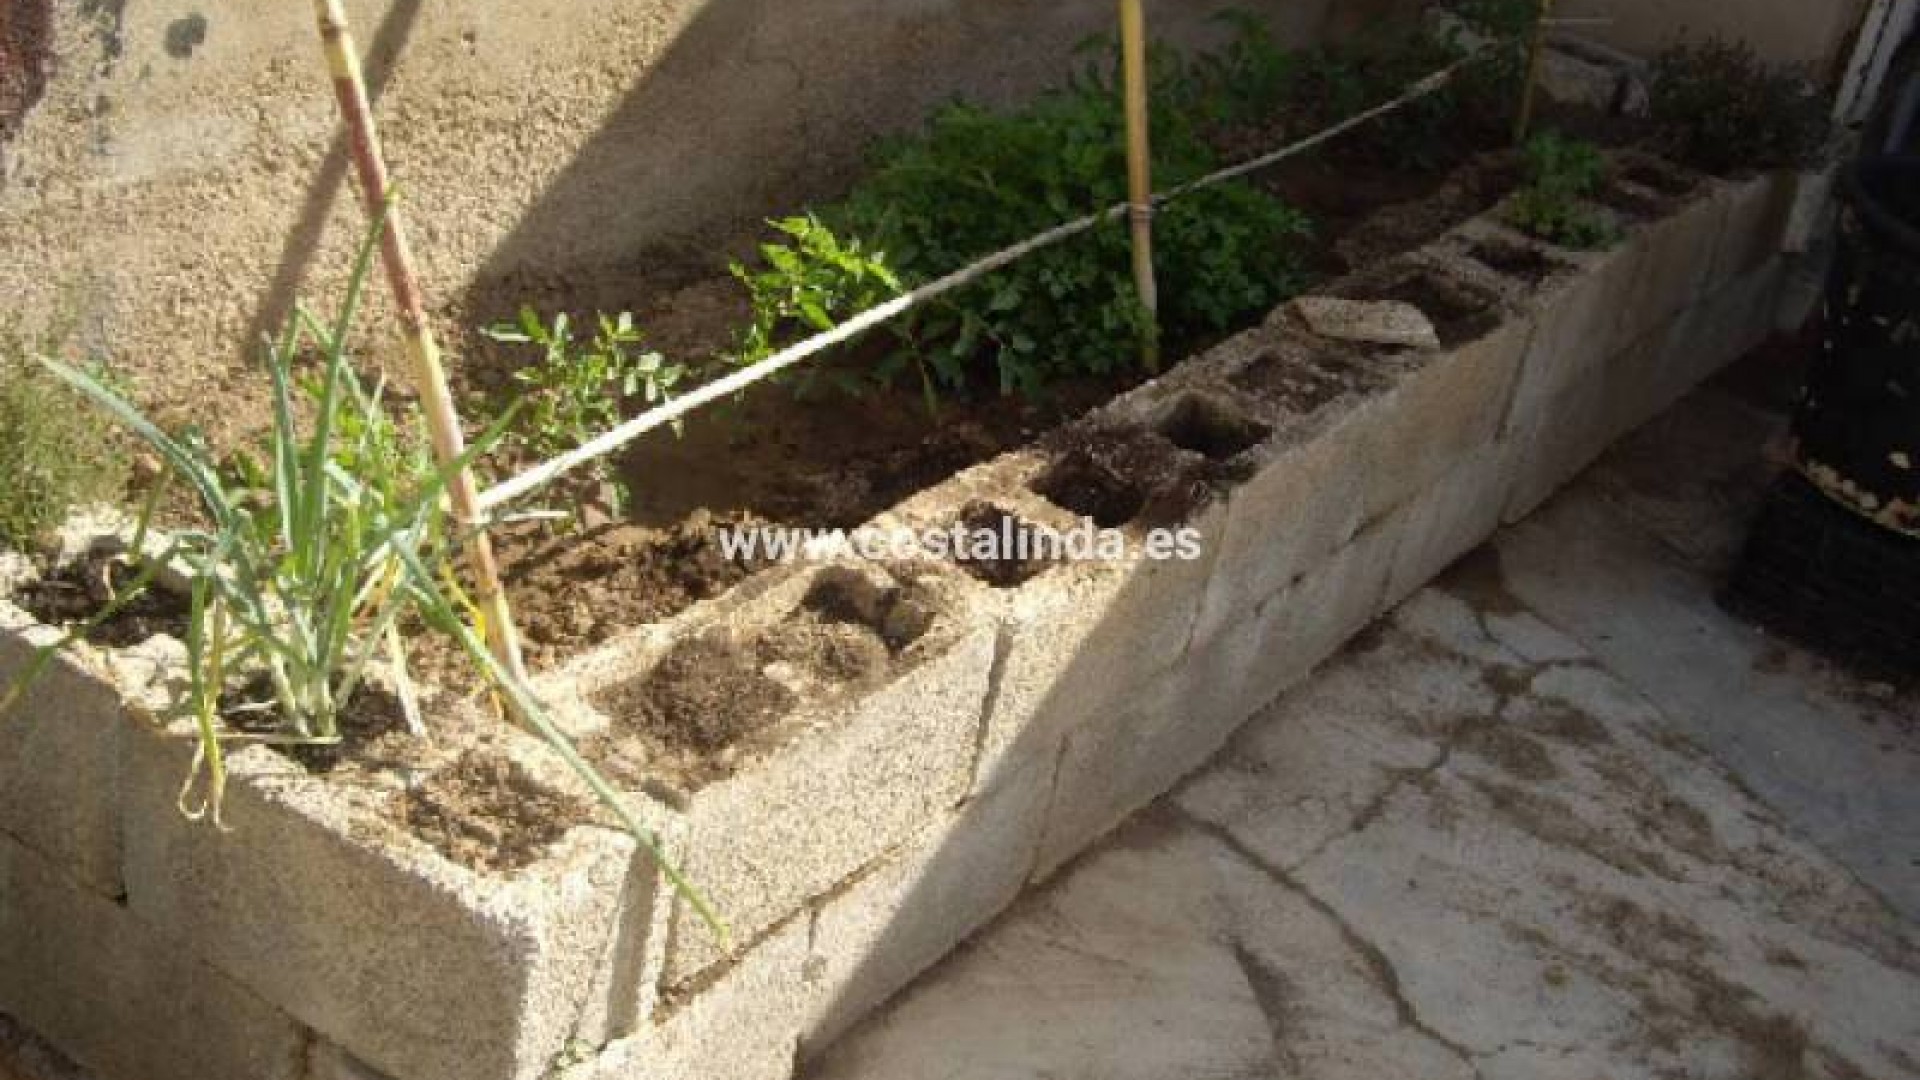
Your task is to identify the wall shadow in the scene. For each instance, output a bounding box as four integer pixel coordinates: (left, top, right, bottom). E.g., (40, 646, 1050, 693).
(451, 0, 1342, 333)
(240, 0, 425, 354)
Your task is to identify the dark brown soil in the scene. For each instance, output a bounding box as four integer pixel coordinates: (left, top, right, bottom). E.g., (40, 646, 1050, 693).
(784, 567, 936, 656)
(0, 0, 51, 142)
(614, 376, 1113, 532)
(1230, 343, 1385, 414)
(953, 501, 1055, 588)
(492, 509, 770, 669)
(589, 568, 935, 788)
(1618, 159, 1700, 198)
(217, 679, 425, 775)
(398, 750, 591, 873)
(1329, 155, 1529, 270)
(289, 688, 417, 774)
(420, 134, 1600, 692)
(1032, 424, 1221, 530)
(1258, 155, 1456, 276)
(1466, 237, 1566, 285)
(599, 632, 797, 759)
(14, 552, 191, 647)
(1154, 393, 1271, 462)
(1592, 181, 1667, 221)
(755, 573, 923, 690)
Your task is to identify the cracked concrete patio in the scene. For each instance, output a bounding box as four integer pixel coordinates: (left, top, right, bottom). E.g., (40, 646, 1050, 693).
(803, 361, 1920, 1080)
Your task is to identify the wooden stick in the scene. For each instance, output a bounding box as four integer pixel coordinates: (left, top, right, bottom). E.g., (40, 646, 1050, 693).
(311, 0, 528, 684)
(1514, 0, 1557, 144)
(1119, 0, 1159, 371)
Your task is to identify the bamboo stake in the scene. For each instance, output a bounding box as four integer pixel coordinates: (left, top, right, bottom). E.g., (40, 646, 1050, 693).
(1119, 0, 1159, 371)
(312, 0, 528, 685)
(1513, 0, 1557, 144)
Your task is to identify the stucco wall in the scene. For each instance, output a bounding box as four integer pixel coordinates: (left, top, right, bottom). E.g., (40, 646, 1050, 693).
(1585, 0, 1872, 79)
(0, 0, 1873, 426)
(0, 0, 1348, 425)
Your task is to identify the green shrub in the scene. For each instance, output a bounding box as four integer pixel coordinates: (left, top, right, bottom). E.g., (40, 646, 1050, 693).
(733, 35, 1314, 403)
(1294, 23, 1476, 169)
(1506, 131, 1619, 249)
(482, 307, 685, 516)
(1290, 2, 1538, 170)
(1649, 38, 1829, 174)
(0, 335, 125, 549)
(731, 215, 904, 398)
(1176, 9, 1298, 129)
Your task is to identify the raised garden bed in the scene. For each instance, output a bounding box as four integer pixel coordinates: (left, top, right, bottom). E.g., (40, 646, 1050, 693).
(0, 147, 1801, 1080)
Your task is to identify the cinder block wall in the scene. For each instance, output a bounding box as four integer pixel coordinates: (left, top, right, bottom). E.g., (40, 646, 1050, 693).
(0, 0, 1357, 420)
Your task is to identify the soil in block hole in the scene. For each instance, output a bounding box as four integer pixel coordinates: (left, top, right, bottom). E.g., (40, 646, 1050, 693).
(953, 501, 1055, 588)
(399, 750, 591, 873)
(1156, 393, 1270, 461)
(15, 551, 190, 647)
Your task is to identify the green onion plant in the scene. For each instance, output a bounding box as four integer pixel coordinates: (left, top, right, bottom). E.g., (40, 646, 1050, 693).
(18, 218, 720, 934)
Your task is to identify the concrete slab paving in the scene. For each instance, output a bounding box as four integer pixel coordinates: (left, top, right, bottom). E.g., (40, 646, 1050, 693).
(1495, 386, 1920, 920)
(807, 380, 1920, 1080)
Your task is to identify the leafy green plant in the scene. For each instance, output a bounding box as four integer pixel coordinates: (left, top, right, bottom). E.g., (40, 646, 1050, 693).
(731, 34, 1314, 405)
(1506, 131, 1619, 249)
(483, 307, 685, 516)
(1448, 0, 1545, 135)
(1278, 2, 1543, 170)
(731, 214, 904, 396)
(1649, 38, 1829, 174)
(0, 332, 126, 549)
(1180, 9, 1297, 128)
(17, 220, 718, 932)
(1295, 21, 1477, 170)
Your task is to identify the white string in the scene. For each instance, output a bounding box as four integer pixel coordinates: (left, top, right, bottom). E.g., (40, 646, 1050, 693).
(477, 54, 1479, 512)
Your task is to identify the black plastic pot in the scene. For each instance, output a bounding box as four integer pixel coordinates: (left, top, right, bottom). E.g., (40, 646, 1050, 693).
(1725, 472, 1920, 681)
(1791, 155, 1920, 538)
(1725, 155, 1920, 681)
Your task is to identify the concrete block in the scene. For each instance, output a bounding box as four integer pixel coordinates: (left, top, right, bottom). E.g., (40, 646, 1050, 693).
(1608, 259, 1788, 442)
(1291, 295, 1441, 348)
(1317, 261, 1532, 526)
(1504, 358, 1621, 524)
(1035, 513, 1404, 879)
(799, 749, 1055, 1054)
(306, 1043, 401, 1080)
(0, 609, 126, 898)
(872, 443, 1228, 801)
(1180, 333, 1380, 646)
(1194, 268, 1527, 647)
(1495, 223, 1642, 435)
(980, 507, 1224, 790)
(1708, 171, 1795, 290)
(572, 835, 686, 1049)
(659, 628, 993, 986)
(121, 722, 644, 1080)
(573, 562, 996, 988)
(565, 917, 810, 1080)
(1385, 440, 1521, 606)
(1659, 260, 1788, 398)
(1538, 39, 1645, 112)
(1501, 259, 1781, 525)
(0, 830, 308, 1080)
(1606, 172, 1728, 348)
